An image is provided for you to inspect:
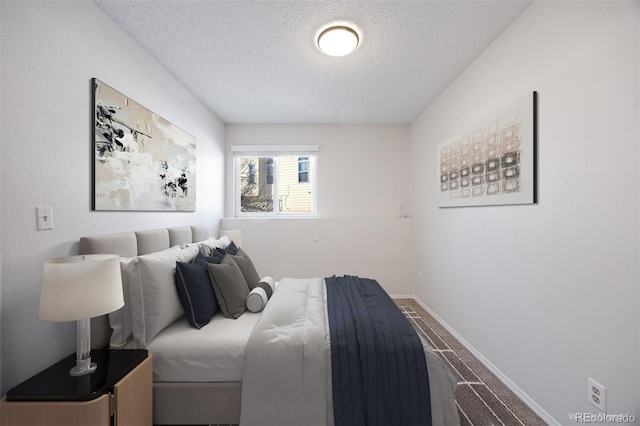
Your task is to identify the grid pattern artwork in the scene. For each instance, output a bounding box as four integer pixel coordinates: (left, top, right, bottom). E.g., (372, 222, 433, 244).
(437, 93, 536, 207)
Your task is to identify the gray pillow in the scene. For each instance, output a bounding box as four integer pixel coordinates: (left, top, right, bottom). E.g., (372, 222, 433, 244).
(207, 254, 250, 319)
(129, 245, 199, 348)
(111, 245, 185, 349)
(230, 248, 261, 290)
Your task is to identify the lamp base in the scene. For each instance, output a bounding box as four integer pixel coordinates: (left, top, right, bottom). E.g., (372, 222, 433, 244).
(69, 357, 97, 376)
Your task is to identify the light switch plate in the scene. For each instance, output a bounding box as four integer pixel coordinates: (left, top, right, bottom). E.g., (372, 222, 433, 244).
(36, 207, 53, 231)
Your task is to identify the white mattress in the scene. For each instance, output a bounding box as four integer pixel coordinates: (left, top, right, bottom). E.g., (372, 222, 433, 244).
(146, 311, 261, 382)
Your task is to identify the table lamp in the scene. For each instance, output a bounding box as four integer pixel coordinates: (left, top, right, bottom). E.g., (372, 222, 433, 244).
(39, 254, 123, 376)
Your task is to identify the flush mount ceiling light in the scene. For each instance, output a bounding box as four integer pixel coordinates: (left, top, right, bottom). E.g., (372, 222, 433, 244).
(317, 24, 360, 57)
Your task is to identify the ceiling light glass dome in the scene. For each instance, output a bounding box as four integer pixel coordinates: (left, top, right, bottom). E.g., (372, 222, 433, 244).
(317, 25, 360, 57)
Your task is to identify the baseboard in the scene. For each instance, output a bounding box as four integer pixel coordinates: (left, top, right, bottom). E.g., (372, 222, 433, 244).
(390, 293, 415, 299)
(410, 296, 560, 426)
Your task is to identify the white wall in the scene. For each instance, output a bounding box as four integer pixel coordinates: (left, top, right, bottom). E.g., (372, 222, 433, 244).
(225, 125, 410, 218)
(409, 1, 639, 423)
(223, 124, 414, 295)
(0, 1, 225, 394)
(221, 217, 412, 295)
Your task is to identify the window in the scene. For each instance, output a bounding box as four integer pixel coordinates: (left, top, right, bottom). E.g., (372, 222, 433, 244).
(232, 145, 317, 216)
(238, 157, 273, 212)
(266, 159, 274, 185)
(298, 157, 309, 183)
(247, 162, 256, 185)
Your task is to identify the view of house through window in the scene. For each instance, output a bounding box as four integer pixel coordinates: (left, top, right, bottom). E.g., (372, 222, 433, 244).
(238, 155, 314, 214)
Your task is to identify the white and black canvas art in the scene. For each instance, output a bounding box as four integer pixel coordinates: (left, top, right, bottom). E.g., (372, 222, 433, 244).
(437, 92, 537, 208)
(93, 78, 196, 211)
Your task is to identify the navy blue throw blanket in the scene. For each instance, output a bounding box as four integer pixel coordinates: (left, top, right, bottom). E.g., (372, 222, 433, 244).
(325, 275, 432, 426)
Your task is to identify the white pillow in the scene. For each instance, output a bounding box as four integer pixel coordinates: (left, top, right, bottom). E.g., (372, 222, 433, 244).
(108, 257, 136, 348)
(246, 276, 276, 313)
(129, 245, 199, 348)
(197, 235, 231, 256)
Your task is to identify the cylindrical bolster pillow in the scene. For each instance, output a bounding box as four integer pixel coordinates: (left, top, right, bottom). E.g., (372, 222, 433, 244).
(246, 277, 276, 313)
(246, 287, 268, 313)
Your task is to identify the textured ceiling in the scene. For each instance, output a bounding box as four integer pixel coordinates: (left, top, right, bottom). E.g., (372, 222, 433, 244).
(94, 0, 532, 124)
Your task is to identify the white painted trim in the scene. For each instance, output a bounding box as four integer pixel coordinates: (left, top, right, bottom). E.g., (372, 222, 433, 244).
(230, 144, 319, 155)
(390, 293, 415, 299)
(410, 296, 560, 426)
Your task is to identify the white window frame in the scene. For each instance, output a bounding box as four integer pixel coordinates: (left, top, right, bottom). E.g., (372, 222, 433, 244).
(231, 145, 318, 217)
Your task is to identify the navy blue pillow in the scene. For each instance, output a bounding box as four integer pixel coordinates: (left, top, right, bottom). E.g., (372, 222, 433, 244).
(207, 248, 226, 264)
(175, 261, 219, 329)
(198, 244, 238, 265)
(191, 248, 219, 269)
(226, 241, 239, 255)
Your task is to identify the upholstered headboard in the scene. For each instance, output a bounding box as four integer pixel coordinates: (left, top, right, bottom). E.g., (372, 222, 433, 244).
(80, 225, 209, 257)
(79, 225, 210, 349)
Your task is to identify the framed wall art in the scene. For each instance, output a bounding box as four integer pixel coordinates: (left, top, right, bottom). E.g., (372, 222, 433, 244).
(437, 92, 537, 208)
(92, 78, 196, 211)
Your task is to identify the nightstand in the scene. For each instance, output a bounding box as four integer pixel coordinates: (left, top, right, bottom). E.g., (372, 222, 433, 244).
(0, 349, 152, 426)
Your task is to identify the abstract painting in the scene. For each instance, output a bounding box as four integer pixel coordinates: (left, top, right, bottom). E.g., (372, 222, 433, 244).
(93, 78, 196, 211)
(437, 92, 537, 207)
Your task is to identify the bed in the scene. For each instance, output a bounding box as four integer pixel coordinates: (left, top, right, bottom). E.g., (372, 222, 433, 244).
(80, 225, 459, 425)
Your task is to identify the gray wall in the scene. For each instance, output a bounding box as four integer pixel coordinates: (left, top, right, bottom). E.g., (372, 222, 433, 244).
(0, 1, 225, 394)
(409, 1, 639, 423)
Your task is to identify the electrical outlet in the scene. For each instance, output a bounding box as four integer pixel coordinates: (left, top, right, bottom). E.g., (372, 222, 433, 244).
(588, 378, 606, 412)
(36, 207, 53, 231)
(417, 272, 422, 282)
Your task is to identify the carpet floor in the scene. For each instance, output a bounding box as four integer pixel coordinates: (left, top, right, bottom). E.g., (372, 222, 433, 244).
(395, 298, 546, 426)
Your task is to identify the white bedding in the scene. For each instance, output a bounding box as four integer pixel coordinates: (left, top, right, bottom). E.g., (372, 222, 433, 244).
(240, 278, 460, 426)
(146, 310, 261, 382)
(421, 336, 460, 426)
(241, 278, 330, 425)
(240, 278, 459, 426)
(143, 274, 457, 425)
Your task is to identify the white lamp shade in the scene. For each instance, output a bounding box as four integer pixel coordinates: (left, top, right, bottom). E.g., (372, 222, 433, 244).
(39, 254, 124, 322)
